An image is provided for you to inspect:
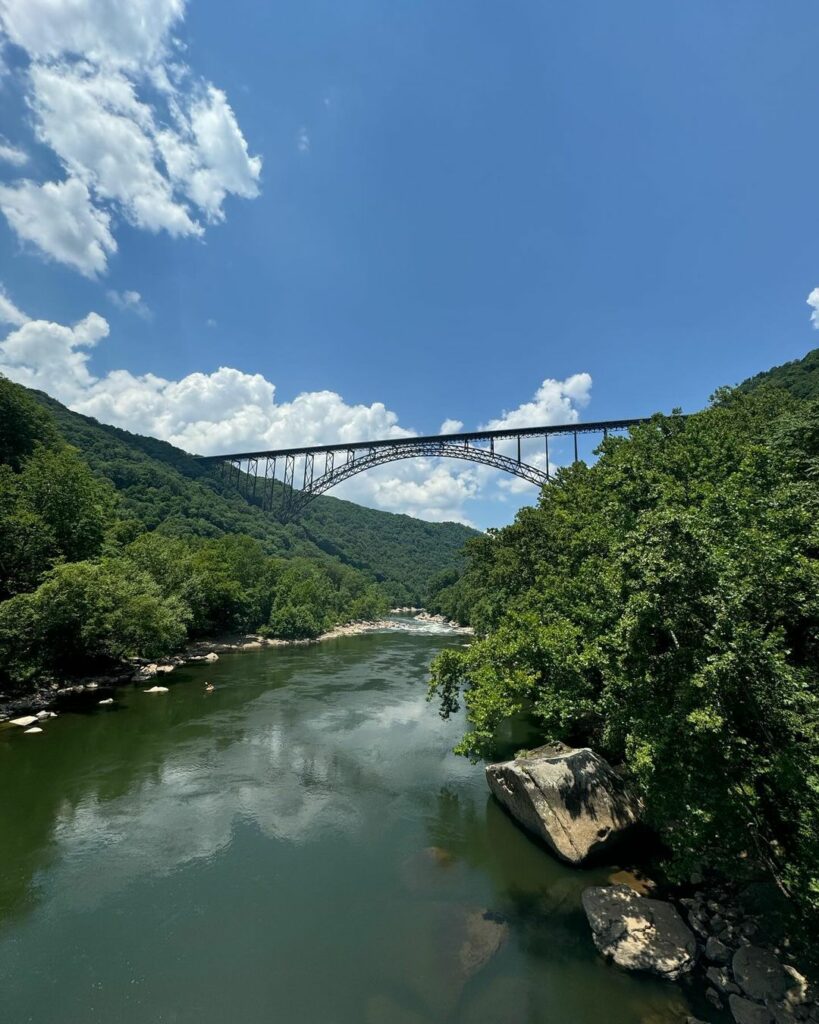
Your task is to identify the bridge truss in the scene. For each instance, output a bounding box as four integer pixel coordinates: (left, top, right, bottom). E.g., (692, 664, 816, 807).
(201, 417, 648, 522)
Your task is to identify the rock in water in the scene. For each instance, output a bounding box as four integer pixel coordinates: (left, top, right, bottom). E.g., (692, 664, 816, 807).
(24, 726, 43, 734)
(581, 884, 698, 980)
(458, 909, 508, 978)
(142, 686, 169, 694)
(10, 715, 39, 728)
(485, 743, 640, 863)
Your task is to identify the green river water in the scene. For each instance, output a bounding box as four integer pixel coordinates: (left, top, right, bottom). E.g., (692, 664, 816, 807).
(0, 619, 709, 1024)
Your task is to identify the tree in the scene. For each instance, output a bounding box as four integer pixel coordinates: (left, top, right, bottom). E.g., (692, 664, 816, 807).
(0, 374, 58, 470)
(429, 388, 819, 925)
(0, 559, 189, 684)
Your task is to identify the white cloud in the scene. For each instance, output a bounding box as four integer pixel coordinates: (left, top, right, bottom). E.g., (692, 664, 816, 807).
(0, 0, 185, 69)
(158, 85, 262, 221)
(0, 177, 117, 276)
(439, 418, 463, 434)
(297, 127, 310, 154)
(0, 0, 261, 274)
(807, 287, 819, 329)
(107, 288, 151, 318)
(0, 290, 592, 523)
(0, 136, 27, 166)
(0, 286, 28, 326)
(0, 309, 108, 398)
(30, 61, 202, 237)
(481, 373, 592, 430)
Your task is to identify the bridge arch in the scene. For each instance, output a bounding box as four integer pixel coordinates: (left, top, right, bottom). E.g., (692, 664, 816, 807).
(202, 418, 647, 522)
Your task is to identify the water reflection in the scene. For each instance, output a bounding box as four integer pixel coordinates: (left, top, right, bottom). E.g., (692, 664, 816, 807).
(0, 630, 700, 1024)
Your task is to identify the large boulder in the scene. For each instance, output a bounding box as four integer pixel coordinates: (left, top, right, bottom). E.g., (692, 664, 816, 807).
(582, 884, 698, 980)
(485, 742, 640, 864)
(732, 946, 793, 1004)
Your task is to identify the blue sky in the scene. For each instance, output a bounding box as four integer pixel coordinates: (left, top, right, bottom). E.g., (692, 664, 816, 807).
(0, 1, 817, 526)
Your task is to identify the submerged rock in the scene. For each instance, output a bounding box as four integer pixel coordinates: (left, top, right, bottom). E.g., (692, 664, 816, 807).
(458, 908, 508, 979)
(98, 698, 114, 705)
(485, 742, 640, 864)
(24, 726, 43, 734)
(581, 884, 698, 980)
(143, 686, 169, 694)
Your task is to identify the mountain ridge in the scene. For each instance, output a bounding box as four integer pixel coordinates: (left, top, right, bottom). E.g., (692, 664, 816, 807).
(28, 387, 478, 606)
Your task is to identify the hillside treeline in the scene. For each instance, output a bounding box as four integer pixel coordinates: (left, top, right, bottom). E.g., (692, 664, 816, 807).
(429, 386, 819, 935)
(33, 388, 475, 608)
(0, 377, 388, 688)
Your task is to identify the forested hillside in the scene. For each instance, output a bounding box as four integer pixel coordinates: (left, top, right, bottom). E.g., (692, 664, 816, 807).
(0, 377, 475, 692)
(428, 376, 819, 946)
(741, 345, 819, 400)
(32, 389, 476, 606)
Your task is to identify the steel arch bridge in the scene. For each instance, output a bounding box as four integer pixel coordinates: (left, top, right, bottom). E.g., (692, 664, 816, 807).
(200, 417, 649, 522)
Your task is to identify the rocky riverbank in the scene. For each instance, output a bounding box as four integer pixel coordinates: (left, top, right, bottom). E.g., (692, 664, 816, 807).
(485, 742, 818, 1024)
(0, 611, 473, 723)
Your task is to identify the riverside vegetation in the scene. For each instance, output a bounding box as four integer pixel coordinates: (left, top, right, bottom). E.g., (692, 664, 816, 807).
(428, 367, 819, 960)
(0, 376, 474, 693)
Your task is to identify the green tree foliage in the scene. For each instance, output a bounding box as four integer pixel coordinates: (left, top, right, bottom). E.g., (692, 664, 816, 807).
(429, 388, 819, 921)
(0, 374, 58, 469)
(265, 558, 388, 639)
(0, 440, 114, 600)
(0, 377, 467, 689)
(32, 387, 476, 604)
(0, 559, 189, 681)
(741, 345, 819, 402)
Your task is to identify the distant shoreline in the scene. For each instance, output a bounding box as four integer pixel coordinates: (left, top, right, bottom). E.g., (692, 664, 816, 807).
(0, 611, 472, 723)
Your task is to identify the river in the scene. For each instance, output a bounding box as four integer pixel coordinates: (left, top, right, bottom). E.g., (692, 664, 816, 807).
(0, 619, 705, 1023)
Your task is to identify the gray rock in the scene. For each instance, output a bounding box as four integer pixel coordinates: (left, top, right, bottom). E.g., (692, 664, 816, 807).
(733, 946, 793, 1003)
(729, 994, 774, 1024)
(485, 743, 640, 864)
(581, 884, 697, 980)
(707, 987, 724, 1010)
(769, 1004, 799, 1024)
(707, 965, 740, 995)
(782, 966, 811, 1008)
(706, 936, 732, 965)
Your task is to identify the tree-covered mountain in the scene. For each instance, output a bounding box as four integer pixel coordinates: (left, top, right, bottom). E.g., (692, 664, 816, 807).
(0, 376, 477, 692)
(740, 345, 819, 401)
(30, 388, 476, 606)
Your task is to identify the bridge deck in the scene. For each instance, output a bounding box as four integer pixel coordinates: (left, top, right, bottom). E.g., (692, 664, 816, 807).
(200, 416, 651, 462)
